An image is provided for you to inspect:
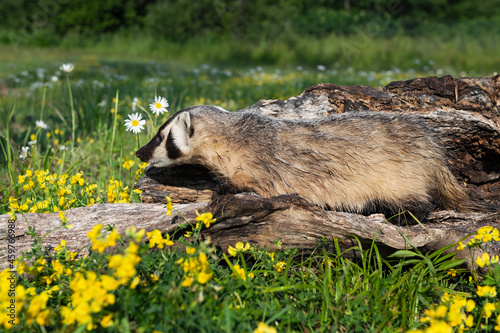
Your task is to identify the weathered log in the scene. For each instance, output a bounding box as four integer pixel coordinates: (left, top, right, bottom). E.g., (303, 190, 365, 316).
(0, 194, 498, 271)
(1, 75, 499, 271)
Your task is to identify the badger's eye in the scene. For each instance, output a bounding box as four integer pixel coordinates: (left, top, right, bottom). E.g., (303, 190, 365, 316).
(156, 134, 163, 142)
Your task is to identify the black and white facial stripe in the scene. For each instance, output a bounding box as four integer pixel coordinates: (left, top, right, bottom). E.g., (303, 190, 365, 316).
(135, 109, 196, 166)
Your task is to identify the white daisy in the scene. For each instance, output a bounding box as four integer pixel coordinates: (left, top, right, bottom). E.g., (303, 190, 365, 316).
(35, 120, 48, 130)
(149, 96, 169, 116)
(19, 146, 30, 160)
(124, 113, 146, 134)
(60, 63, 74, 73)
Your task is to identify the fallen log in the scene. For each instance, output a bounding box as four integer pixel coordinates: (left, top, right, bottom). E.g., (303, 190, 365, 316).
(1, 75, 499, 270)
(0, 194, 498, 271)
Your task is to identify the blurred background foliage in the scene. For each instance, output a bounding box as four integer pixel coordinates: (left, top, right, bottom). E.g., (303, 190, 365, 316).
(2, 0, 500, 43)
(0, 0, 499, 71)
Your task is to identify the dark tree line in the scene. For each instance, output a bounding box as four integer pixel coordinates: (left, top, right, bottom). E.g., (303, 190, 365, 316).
(1, 0, 499, 44)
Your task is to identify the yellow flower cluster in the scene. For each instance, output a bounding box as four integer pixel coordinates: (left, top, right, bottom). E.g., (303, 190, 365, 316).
(61, 271, 118, 330)
(177, 247, 213, 287)
(476, 252, 499, 268)
(8, 224, 144, 330)
(107, 178, 130, 203)
(228, 242, 252, 257)
(108, 242, 142, 285)
(416, 293, 475, 332)
(87, 224, 121, 254)
(412, 287, 500, 333)
(195, 211, 216, 228)
(122, 159, 135, 170)
(253, 322, 278, 333)
(26, 291, 51, 326)
(146, 229, 174, 249)
(9, 169, 102, 215)
(134, 162, 149, 180)
(458, 226, 500, 251)
(165, 196, 174, 216)
(0, 270, 26, 329)
(476, 285, 497, 298)
(232, 264, 254, 281)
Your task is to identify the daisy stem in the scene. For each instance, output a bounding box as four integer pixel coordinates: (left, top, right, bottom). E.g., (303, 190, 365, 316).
(1, 105, 16, 186)
(65, 74, 76, 152)
(109, 90, 119, 164)
(136, 134, 141, 151)
(40, 85, 47, 122)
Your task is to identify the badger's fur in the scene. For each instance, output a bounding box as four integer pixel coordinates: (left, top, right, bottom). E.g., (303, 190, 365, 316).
(136, 105, 470, 221)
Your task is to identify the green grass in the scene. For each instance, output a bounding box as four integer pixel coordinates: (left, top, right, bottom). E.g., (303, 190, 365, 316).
(1, 41, 499, 332)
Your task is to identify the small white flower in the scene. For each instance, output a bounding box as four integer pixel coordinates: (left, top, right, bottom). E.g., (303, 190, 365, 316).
(149, 96, 169, 116)
(19, 146, 30, 160)
(317, 65, 326, 71)
(60, 63, 74, 73)
(28, 139, 37, 146)
(35, 120, 48, 130)
(51, 75, 59, 82)
(124, 113, 146, 134)
(59, 145, 68, 151)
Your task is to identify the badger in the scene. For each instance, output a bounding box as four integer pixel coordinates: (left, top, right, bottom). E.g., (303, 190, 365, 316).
(136, 105, 471, 222)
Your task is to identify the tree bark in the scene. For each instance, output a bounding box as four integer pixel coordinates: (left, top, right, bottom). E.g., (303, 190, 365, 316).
(1, 75, 499, 270)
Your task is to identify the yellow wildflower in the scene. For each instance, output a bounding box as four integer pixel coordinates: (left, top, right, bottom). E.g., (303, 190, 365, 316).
(476, 252, 498, 268)
(108, 252, 141, 284)
(100, 314, 113, 328)
(165, 196, 173, 215)
(232, 264, 254, 281)
(147, 229, 174, 249)
(88, 224, 103, 241)
(494, 314, 500, 331)
(274, 261, 286, 272)
(122, 160, 135, 170)
(466, 299, 475, 312)
(197, 271, 213, 284)
(254, 322, 277, 333)
(130, 276, 140, 289)
(181, 276, 193, 287)
(483, 302, 496, 318)
(27, 291, 50, 324)
(228, 242, 252, 256)
(125, 225, 145, 242)
(475, 226, 500, 243)
(477, 285, 497, 298)
(196, 211, 216, 228)
(465, 314, 474, 327)
(54, 240, 67, 254)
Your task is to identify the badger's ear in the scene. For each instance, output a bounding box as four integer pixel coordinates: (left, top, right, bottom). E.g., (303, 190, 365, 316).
(169, 111, 192, 155)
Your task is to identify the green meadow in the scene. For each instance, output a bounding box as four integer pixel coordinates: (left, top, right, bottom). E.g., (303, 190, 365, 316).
(0, 33, 499, 332)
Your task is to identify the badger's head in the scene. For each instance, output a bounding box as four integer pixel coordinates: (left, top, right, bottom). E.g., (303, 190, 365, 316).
(136, 106, 228, 168)
(135, 109, 195, 167)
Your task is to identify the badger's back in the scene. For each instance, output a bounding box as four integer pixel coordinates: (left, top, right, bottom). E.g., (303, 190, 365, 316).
(194, 110, 469, 220)
(137, 106, 470, 222)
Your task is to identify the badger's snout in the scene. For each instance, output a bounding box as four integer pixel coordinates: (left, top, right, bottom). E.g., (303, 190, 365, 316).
(135, 142, 153, 163)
